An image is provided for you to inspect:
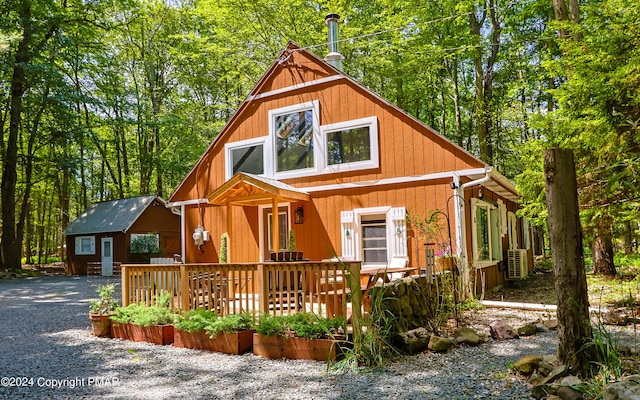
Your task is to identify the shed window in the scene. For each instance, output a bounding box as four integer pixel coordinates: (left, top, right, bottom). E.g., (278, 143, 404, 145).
(75, 236, 95, 255)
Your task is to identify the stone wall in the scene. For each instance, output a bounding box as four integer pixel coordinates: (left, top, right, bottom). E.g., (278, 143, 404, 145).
(370, 275, 453, 333)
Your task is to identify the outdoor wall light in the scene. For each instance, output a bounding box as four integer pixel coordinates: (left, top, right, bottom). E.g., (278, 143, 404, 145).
(294, 205, 304, 224)
(396, 226, 402, 234)
(345, 229, 351, 238)
(478, 187, 484, 200)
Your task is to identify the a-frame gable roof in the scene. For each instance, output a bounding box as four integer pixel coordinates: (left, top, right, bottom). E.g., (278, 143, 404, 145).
(64, 195, 163, 236)
(168, 41, 515, 203)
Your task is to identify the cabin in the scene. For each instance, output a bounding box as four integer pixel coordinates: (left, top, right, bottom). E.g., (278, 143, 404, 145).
(166, 35, 534, 299)
(64, 195, 181, 275)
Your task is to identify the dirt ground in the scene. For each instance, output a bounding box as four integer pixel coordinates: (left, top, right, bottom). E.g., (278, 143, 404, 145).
(483, 270, 558, 305)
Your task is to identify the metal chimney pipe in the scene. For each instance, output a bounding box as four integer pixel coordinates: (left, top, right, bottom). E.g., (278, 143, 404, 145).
(324, 13, 344, 71)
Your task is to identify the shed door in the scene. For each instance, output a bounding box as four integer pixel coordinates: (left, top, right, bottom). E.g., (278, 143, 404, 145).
(101, 237, 113, 276)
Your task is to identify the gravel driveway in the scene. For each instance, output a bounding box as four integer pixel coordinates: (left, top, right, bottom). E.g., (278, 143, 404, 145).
(0, 275, 558, 399)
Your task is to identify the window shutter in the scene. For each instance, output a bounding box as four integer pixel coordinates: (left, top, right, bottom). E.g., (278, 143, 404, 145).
(498, 199, 508, 236)
(390, 207, 407, 257)
(340, 211, 355, 260)
(75, 237, 81, 255)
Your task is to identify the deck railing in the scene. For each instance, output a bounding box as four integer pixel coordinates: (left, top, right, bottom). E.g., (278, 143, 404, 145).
(121, 261, 361, 320)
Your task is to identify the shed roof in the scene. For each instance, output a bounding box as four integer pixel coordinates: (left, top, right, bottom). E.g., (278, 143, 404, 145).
(63, 195, 164, 236)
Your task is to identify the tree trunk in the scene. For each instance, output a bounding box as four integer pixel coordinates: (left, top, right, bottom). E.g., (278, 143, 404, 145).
(544, 148, 593, 375)
(1, 0, 31, 271)
(592, 215, 617, 276)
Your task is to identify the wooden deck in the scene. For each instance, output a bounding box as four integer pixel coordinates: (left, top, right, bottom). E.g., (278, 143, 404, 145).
(121, 261, 363, 320)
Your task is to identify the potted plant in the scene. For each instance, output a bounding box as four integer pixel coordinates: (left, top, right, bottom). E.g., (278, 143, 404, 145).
(253, 312, 346, 361)
(435, 246, 455, 271)
(173, 310, 255, 354)
(110, 291, 176, 345)
(288, 230, 302, 260)
(89, 283, 119, 337)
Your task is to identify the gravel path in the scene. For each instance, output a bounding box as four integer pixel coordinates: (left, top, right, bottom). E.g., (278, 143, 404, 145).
(0, 275, 563, 399)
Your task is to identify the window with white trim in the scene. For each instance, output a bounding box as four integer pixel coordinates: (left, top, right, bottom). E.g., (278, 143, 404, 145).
(321, 117, 379, 173)
(225, 138, 265, 179)
(472, 199, 502, 266)
(361, 216, 387, 266)
(75, 236, 95, 255)
(269, 101, 319, 178)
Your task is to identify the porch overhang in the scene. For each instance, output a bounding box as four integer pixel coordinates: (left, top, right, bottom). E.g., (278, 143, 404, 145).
(206, 173, 310, 206)
(461, 168, 519, 203)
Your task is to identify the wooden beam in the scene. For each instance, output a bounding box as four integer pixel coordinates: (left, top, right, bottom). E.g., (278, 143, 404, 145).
(272, 197, 279, 253)
(227, 203, 233, 263)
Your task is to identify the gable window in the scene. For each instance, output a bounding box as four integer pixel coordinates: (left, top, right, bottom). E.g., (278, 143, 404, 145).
(321, 116, 379, 173)
(472, 199, 502, 267)
(269, 101, 319, 178)
(225, 138, 265, 179)
(75, 236, 95, 255)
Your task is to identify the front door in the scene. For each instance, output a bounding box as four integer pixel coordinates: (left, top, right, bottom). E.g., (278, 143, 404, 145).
(101, 237, 114, 276)
(261, 206, 289, 261)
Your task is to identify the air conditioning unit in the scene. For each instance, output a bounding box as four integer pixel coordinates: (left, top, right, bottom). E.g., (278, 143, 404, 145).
(507, 249, 528, 279)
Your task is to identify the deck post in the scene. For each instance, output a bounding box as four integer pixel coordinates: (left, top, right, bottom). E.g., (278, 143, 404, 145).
(180, 264, 190, 311)
(121, 265, 129, 307)
(257, 263, 269, 314)
(347, 262, 362, 342)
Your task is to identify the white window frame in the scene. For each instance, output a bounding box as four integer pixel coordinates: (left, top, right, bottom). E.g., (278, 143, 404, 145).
(471, 198, 502, 268)
(268, 100, 320, 179)
(225, 137, 268, 179)
(319, 116, 379, 174)
(508, 211, 518, 250)
(75, 236, 96, 255)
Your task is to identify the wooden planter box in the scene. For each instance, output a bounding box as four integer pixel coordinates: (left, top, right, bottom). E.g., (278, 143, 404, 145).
(173, 329, 255, 355)
(110, 322, 174, 345)
(131, 324, 174, 345)
(111, 322, 132, 340)
(252, 333, 339, 361)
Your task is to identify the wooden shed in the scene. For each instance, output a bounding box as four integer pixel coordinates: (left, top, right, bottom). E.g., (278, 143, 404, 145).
(167, 41, 533, 296)
(64, 195, 181, 275)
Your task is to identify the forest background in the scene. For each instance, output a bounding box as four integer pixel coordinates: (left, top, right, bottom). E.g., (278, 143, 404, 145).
(0, 0, 638, 271)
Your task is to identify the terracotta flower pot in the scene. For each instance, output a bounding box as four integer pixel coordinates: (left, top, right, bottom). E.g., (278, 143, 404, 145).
(89, 313, 113, 338)
(174, 329, 254, 354)
(252, 333, 339, 361)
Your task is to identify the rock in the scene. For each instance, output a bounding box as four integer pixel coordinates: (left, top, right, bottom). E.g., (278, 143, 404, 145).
(557, 386, 584, 400)
(454, 327, 481, 346)
(427, 335, 453, 353)
(538, 360, 555, 376)
(603, 311, 629, 326)
(489, 320, 519, 340)
(517, 323, 539, 336)
(528, 373, 542, 385)
(542, 365, 570, 384)
(535, 323, 550, 333)
(561, 375, 582, 386)
(393, 327, 431, 354)
(531, 384, 558, 399)
(542, 354, 559, 366)
(544, 319, 558, 330)
(618, 346, 632, 357)
(513, 355, 542, 375)
(604, 375, 640, 400)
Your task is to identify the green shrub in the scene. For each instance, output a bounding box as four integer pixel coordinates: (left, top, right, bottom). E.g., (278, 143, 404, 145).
(89, 283, 118, 315)
(110, 291, 176, 326)
(255, 313, 345, 339)
(205, 313, 254, 337)
(174, 309, 218, 332)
